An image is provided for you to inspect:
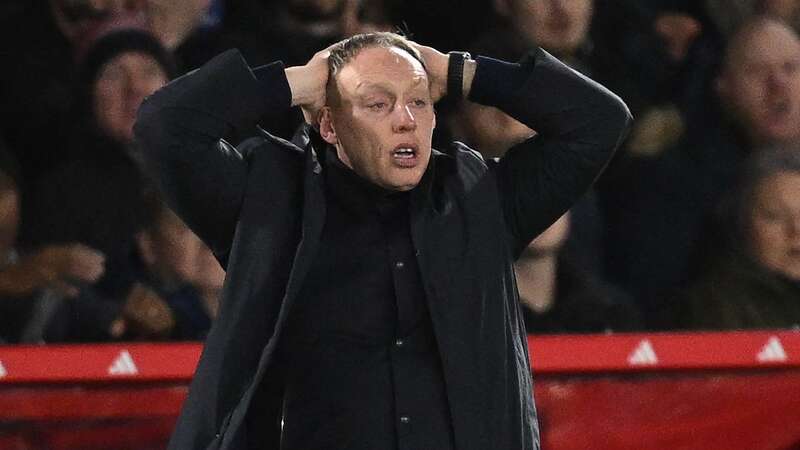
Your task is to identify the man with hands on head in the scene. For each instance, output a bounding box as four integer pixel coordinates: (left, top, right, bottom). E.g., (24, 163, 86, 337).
(135, 31, 630, 450)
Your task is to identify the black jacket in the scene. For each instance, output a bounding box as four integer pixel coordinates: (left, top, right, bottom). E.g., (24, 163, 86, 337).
(134, 47, 631, 450)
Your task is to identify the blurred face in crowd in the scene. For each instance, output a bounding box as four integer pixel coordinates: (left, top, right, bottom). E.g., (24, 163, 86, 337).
(454, 103, 535, 158)
(497, 0, 594, 55)
(320, 46, 435, 191)
(717, 19, 800, 146)
(747, 170, 800, 280)
(0, 188, 19, 259)
(93, 51, 168, 142)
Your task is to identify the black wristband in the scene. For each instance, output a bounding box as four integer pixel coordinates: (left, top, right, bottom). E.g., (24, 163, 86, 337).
(447, 51, 470, 100)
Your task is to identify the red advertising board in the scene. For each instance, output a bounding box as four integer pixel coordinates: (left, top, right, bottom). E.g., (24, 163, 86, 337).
(1, 331, 799, 450)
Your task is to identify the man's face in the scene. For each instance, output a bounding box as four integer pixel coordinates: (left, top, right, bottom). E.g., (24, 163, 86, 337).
(718, 21, 800, 145)
(748, 170, 800, 281)
(503, 0, 593, 56)
(321, 46, 435, 191)
(93, 51, 168, 142)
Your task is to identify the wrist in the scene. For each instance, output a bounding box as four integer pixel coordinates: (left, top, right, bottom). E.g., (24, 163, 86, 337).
(447, 51, 470, 100)
(463, 58, 476, 99)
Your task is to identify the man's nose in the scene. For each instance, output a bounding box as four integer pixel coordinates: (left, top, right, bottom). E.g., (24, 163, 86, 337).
(392, 104, 417, 133)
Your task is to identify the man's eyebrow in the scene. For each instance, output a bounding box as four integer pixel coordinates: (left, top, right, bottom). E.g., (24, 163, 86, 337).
(355, 81, 393, 94)
(356, 75, 428, 93)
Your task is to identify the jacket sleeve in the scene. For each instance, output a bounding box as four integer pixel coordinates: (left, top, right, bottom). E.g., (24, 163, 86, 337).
(133, 49, 292, 263)
(472, 49, 633, 258)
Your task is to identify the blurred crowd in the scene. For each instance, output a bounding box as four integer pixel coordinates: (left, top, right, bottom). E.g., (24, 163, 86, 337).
(1, 0, 799, 344)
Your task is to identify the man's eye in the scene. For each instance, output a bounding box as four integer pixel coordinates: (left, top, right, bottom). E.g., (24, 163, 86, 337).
(368, 102, 387, 111)
(412, 99, 428, 107)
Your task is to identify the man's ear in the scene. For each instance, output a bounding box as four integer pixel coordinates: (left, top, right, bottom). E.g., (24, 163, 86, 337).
(319, 106, 338, 145)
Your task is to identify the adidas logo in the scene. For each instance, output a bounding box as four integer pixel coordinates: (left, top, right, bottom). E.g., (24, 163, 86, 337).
(757, 336, 788, 363)
(628, 339, 659, 366)
(108, 350, 139, 375)
(0, 359, 6, 378)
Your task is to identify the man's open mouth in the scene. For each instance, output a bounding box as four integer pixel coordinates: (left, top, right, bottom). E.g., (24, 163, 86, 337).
(393, 147, 417, 159)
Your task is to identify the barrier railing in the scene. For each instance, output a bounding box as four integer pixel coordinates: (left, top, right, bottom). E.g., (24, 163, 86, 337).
(1, 330, 799, 449)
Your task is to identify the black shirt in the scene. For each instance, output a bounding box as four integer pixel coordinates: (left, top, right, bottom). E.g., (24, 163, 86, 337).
(277, 150, 455, 450)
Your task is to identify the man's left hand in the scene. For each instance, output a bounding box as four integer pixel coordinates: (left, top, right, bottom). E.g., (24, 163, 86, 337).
(410, 42, 448, 102)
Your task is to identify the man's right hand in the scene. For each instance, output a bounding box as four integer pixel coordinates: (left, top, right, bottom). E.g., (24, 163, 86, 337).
(285, 46, 333, 125)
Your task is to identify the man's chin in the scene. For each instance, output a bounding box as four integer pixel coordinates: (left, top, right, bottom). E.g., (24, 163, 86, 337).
(384, 174, 423, 192)
(392, 183, 419, 192)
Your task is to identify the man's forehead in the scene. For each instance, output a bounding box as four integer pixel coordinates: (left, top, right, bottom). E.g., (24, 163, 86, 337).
(354, 75, 428, 93)
(336, 47, 429, 91)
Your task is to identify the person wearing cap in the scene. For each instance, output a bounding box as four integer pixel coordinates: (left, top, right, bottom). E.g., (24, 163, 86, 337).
(22, 22, 182, 342)
(135, 32, 631, 450)
(70, 16, 178, 152)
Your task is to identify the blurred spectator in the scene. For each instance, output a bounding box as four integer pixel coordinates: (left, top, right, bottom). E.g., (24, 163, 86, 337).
(715, 17, 800, 148)
(445, 0, 613, 278)
(134, 197, 223, 339)
(379, 0, 495, 52)
(657, 0, 800, 149)
(439, 0, 552, 154)
(23, 20, 175, 256)
(679, 146, 800, 330)
(71, 15, 176, 150)
(183, 0, 399, 70)
(445, 59, 606, 280)
(516, 212, 643, 334)
(18, 22, 179, 342)
(0, 149, 108, 343)
(492, 0, 594, 64)
(177, 0, 403, 140)
(603, 16, 800, 326)
(591, 0, 691, 113)
(0, 1, 148, 185)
